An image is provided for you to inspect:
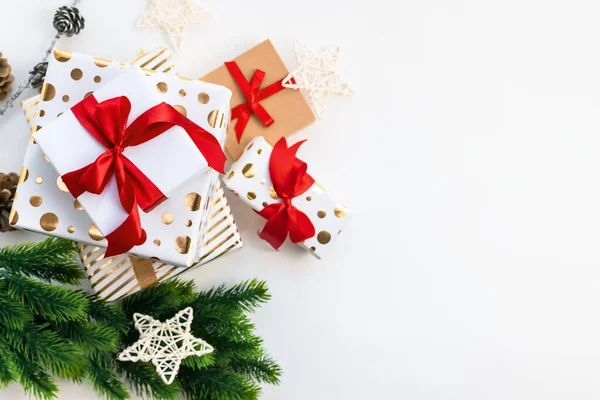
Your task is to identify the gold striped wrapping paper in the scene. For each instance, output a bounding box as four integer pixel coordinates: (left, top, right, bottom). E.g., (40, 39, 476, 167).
(79, 184, 242, 301)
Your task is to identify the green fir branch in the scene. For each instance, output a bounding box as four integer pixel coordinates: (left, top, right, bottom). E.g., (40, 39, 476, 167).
(85, 293, 128, 333)
(12, 351, 58, 400)
(0, 287, 32, 330)
(6, 275, 88, 322)
(6, 323, 86, 380)
(0, 335, 18, 388)
(86, 355, 129, 400)
(181, 351, 215, 370)
(193, 279, 271, 314)
(118, 279, 281, 400)
(229, 355, 282, 385)
(54, 320, 120, 355)
(0, 238, 82, 284)
(116, 360, 181, 400)
(178, 366, 261, 400)
(121, 279, 196, 321)
(210, 336, 264, 367)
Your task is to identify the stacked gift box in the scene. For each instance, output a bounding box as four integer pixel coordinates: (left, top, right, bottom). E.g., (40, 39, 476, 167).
(9, 39, 352, 301)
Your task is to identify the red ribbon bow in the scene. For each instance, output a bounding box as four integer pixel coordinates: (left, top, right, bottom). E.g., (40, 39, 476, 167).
(257, 138, 316, 249)
(225, 61, 290, 143)
(62, 95, 226, 257)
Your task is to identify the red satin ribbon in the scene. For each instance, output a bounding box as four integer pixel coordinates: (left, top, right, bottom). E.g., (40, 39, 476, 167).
(225, 61, 291, 143)
(257, 138, 316, 249)
(62, 95, 226, 257)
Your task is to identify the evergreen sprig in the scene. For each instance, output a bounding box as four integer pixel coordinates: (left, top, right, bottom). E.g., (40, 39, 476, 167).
(118, 278, 281, 400)
(0, 238, 281, 400)
(0, 238, 128, 399)
(0, 238, 82, 284)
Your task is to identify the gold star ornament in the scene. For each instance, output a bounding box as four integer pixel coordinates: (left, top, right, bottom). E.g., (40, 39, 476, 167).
(137, 0, 211, 51)
(282, 41, 354, 119)
(117, 307, 214, 385)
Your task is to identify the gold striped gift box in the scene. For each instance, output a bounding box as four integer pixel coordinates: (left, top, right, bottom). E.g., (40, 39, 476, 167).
(79, 184, 242, 301)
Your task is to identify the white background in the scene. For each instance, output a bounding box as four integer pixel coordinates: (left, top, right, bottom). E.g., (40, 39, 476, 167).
(2, 0, 600, 399)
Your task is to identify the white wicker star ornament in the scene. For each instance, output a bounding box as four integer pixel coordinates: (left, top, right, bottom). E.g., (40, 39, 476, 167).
(282, 41, 354, 119)
(117, 307, 214, 385)
(137, 0, 211, 51)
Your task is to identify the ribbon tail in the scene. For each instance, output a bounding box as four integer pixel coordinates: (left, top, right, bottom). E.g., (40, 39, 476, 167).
(257, 204, 289, 250)
(103, 157, 147, 257)
(256, 78, 287, 101)
(234, 113, 251, 143)
(104, 206, 147, 257)
(287, 207, 316, 244)
(251, 103, 275, 128)
(125, 103, 227, 174)
(61, 166, 89, 199)
(120, 155, 166, 212)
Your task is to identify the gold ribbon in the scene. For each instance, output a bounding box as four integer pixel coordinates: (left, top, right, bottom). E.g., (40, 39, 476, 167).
(130, 256, 158, 289)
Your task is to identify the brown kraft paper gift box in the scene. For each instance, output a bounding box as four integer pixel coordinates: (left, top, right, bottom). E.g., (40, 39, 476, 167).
(200, 39, 315, 160)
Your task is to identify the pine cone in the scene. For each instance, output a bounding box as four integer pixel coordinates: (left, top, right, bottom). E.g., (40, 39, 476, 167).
(53, 6, 85, 37)
(0, 53, 15, 102)
(0, 172, 19, 232)
(30, 62, 48, 92)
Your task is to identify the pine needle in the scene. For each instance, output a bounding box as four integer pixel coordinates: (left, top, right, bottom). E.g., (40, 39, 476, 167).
(86, 293, 128, 333)
(86, 355, 129, 400)
(12, 351, 59, 400)
(0, 287, 32, 330)
(121, 279, 196, 321)
(6, 275, 88, 322)
(6, 323, 86, 380)
(116, 361, 181, 400)
(0, 238, 82, 284)
(54, 320, 120, 355)
(194, 279, 271, 313)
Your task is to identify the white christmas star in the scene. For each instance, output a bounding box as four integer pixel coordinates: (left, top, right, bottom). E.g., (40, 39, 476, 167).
(137, 0, 211, 51)
(282, 41, 354, 119)
(117, 307, 214, 385)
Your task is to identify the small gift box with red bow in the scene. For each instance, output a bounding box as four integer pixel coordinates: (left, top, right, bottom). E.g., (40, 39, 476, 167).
(224, 136, 352, 258)
(201, 39, 316, 160)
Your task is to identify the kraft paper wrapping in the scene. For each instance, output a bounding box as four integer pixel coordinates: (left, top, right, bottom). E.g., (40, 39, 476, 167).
(224, 137, 352, 259)
(12, 49, 242, 274)
(201, 39, 315, 161)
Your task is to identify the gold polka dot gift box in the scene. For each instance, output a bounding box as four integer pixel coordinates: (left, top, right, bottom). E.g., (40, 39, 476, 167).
(34, 67, 229, 257)
(224, 136, 351, 259)
(11, 49, 242, 296)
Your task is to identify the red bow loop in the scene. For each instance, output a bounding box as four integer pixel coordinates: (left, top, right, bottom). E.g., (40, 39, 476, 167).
(225, 61, 288, 143)
(257, 138, 316, 249)
(61, 94, 226, 257)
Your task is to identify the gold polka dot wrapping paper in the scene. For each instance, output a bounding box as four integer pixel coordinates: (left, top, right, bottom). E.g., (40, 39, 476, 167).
(34, 67, 230, 245)
(224, 136, 351, 259)
(77, 184, 242, 301)
(11, 49, 243, 299)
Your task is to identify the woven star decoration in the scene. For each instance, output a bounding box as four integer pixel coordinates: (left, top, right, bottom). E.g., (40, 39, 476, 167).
(117, 307, 214, 385)
(137, 0, 211, 51)
(282, 41, 354, 119)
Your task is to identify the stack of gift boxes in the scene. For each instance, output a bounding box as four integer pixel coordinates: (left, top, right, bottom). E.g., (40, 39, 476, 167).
(9, 40, 353, 301)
